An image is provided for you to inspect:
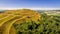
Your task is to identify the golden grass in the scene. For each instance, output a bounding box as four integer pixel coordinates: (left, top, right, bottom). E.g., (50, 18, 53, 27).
(0, 9, 41, 34)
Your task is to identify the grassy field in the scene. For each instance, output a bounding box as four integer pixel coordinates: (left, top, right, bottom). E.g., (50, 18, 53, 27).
(0, 9, 60, 34)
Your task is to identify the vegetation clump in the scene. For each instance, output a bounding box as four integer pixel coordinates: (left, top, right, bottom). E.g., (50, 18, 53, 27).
(13, 13, 60, 34)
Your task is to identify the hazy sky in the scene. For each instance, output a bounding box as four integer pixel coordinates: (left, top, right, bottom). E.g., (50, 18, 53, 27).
(0, 0, 60, 10)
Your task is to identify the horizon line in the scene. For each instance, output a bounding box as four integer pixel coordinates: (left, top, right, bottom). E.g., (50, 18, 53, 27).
(0, 8, 60, 10)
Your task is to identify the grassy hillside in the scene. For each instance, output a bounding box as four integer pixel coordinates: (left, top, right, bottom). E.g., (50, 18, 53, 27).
(0, 9, 41, 34)
(0, 9, 60, 34)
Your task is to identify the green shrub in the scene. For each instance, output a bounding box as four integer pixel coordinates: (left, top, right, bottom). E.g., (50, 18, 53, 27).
(13, 13, 60, 34)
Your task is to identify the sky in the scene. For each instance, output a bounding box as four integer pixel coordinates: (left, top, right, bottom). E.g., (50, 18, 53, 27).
(0, 0, 60, 10)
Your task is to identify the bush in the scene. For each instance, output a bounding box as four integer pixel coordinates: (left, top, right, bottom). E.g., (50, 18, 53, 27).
(13, 13, 60, 34)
